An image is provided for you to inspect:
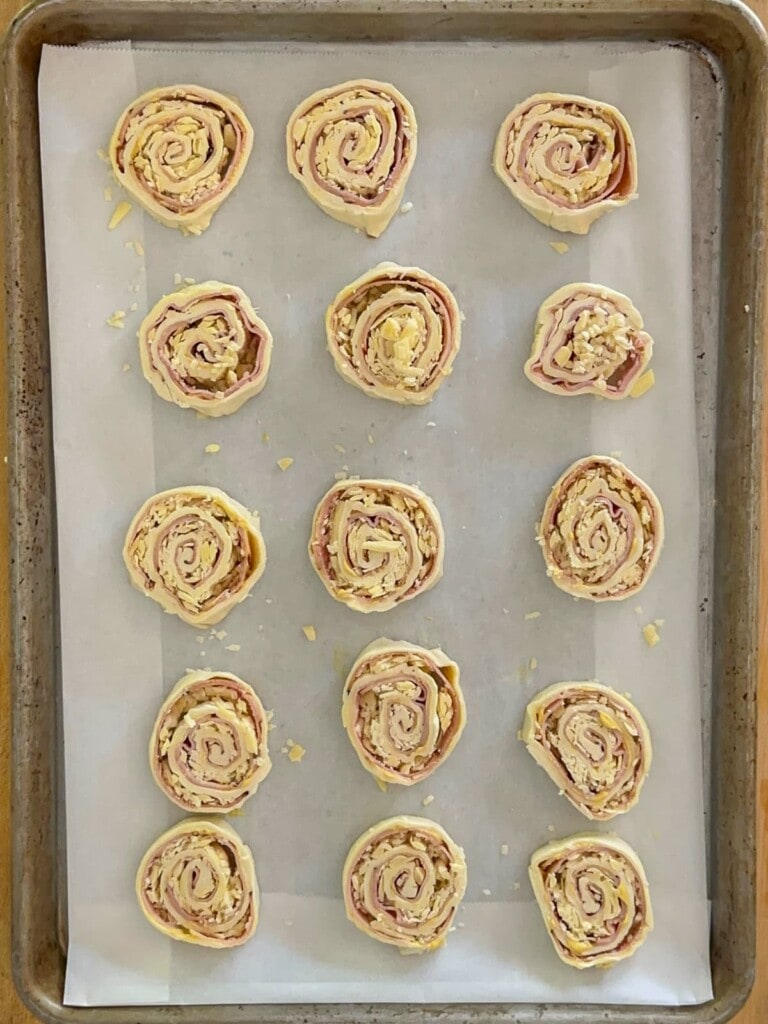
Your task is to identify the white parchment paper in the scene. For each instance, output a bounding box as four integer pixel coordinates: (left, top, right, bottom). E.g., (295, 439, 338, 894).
(38, 40, 711, 1007)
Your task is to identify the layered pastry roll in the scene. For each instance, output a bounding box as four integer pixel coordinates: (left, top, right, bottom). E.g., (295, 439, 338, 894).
(529, 833, 653, 968)
(326, 263, 461, 404)
(522, 682, 652, 820)
(493, 93, 637, 234)
(343, 815, 467, 951)
(308, 478, 444, 612)
(342, 639, 466, 785)
(139, 281, 273, 416)
(124, 485, 266, 626)
(150, 670, 272, 812)
(525, 283, 653, 399)
(109, 84, 253, 234)
(537, 456, 663, 601)
(136, 818, 258, 947)
(286, 79, 417, 237)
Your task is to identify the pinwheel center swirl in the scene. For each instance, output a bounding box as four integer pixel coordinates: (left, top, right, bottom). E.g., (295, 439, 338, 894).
(549, 857, 635, 949)
(338, 506, 418, 595)
(151, 836, 248, 930)
(166, 701, 256, 786)
(310, 99, 400, 199)
(553, 306, 631, 378)
(163, 309, 256, 391)
(549, 703, 635, 793)
(516, 110, 618, 204)
(359, 673, 443, 769)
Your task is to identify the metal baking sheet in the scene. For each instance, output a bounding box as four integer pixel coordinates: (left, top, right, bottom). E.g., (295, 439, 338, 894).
(3, 1, 766, 1023)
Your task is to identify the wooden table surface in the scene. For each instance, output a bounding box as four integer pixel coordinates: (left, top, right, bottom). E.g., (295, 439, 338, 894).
(1, 1, 766, 1020)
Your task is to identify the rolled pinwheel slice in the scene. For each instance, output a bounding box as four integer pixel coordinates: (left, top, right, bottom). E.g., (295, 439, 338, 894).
(308, 478, 444, 612)
(150, 670, 272, 812)
(529, 833, 653, 968)
(521, 682, 652, 820)
(343, 815, 467, 952)
(109, 84, 253, 235)
(537, 456, 663, 601)
(493, 93, 638, 234)
(525, 283, 653, 399)
(136, 818, 258, 947)
(342, 639, 465, 785)
(286, 79, 417, 237)
(139, 281, 273, 416)
(325, 263, 461, 405)
(124, 485, 266, 627)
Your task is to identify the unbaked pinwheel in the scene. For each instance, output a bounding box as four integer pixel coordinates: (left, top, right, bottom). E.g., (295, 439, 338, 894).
(522, 682, 652, 820)
(124, 485, 266, 626)
(326, 263, 461, 404)
(493, 93, 637, 234)
(529, 833, 653, 968)
(343, 815, 467, 952)
(308, 478, 444, 612)
(136, 818, 258, 947)
(342, 639, 466, 785)
(150, 670, 272, 812)
(525, 283, 653, 399)
(537, 456, 664, 601)
(139, 281, 273, 416)
(109, 84, 253, 234)
(286, 79, 417, 237)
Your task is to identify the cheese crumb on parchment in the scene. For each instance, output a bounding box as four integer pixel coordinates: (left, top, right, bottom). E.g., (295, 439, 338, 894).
(106, 310, 126, 329)
(226, 643, 241, 652)
(400, 201, 414, 214)
(422, 794, 434, 807)
(630, 369, 655, 398)
(302, 625, 317, 642)
(501, 844, 509, 856)
(643, 622, 661, 647)
(549, 240, 570, 255)
(108, 201, 133, 230)
(288, 743, 305, 763)
(277, 457, 294, 471)
(205, 443, 220, 454)
(524, 611, 541, 621)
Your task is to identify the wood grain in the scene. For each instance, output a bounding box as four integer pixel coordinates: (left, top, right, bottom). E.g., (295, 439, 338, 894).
(0, 2, 765, 1021)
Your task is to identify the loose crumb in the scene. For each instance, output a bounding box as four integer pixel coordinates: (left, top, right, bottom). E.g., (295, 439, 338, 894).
(549, 240, 570, 255)
(129, 302, 138, 312)
(376, 778, 388, 793)
(630, 369, 655, 398)
(482, 888, 491, 897)
(121, 363, 131, 373)
(524, 611, 541, 620)
(288, 743, 305, 763)
(502, 607, 509, 615)
(277, 457, 294, 471)
(214, 630, 227, 641)
(422, 794, 434, 807)
(205, 443, 221, 454)
(103, 186, 113, 202)
(265, 598, 272, 604)
(654, 618, 665, 628)
(501, 844, 509, 856)
(96, 146, 108, 162)
(173, 272, 182, 285)
(458, 921, 465, 928)
(302, 625, 317, 642)
(133, 239, 145, 257)
(196, 635, 205, 644)
(333, 443, 346, 454)
(199, 651, 206, 657)
(106, 310, 126, 329)
(400, 201, 414, 214)
(529, 657, 538, 671)
(184, 276, 196, 285)
(745, 304, 751, 313)
(643, 622, 661, 647)
(262, 432, 270, 443)
(334, 471, 347, 481)
(368, 434, 374, 445)
(108, 201, 133, 230)
(226, 644, 241, 652)
(547, 825, 556, 832)
(426, 421, 436, 428)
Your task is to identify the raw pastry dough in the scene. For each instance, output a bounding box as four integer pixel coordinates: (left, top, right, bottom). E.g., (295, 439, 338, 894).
(123, 485, 266, 626)
(308, 478, 444, 612)
(109, 84, 253, 234)
(537, 456, 663, 601)
(326, 263, 461, 404)
(522, 681, 652, 820)
(342, 638, 466, 785)
(525, 283, 653, 398)
(149, 669, 272, 812)
(493, 93, 637, 234)
(136, 818, 258, 947)
(529, 833, 653, 968)
(343, 815, 467, 951)
(286, 79, 417, 237)
(139, 281, 273, 416)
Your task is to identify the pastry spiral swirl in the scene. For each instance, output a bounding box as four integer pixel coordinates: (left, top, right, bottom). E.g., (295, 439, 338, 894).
(522, 682, 652, 820)
(326, 263, 461, 404)
(342, 639, 466, 785)
(286, 79, 417, 237)
(136, 818, 259, 947)
(343, 815, 467, 952)
(537, 456, 663, 601)
(124, 485, 266, 626)
(308, 478, 444, 612)
(493, 92, 637, 234)
(150, 670, 272, 812)
(109, 84, 253, 234)
(139, 281, 273, 416)
(525, 283, 653, 399)
(529, 833, 653, 968)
